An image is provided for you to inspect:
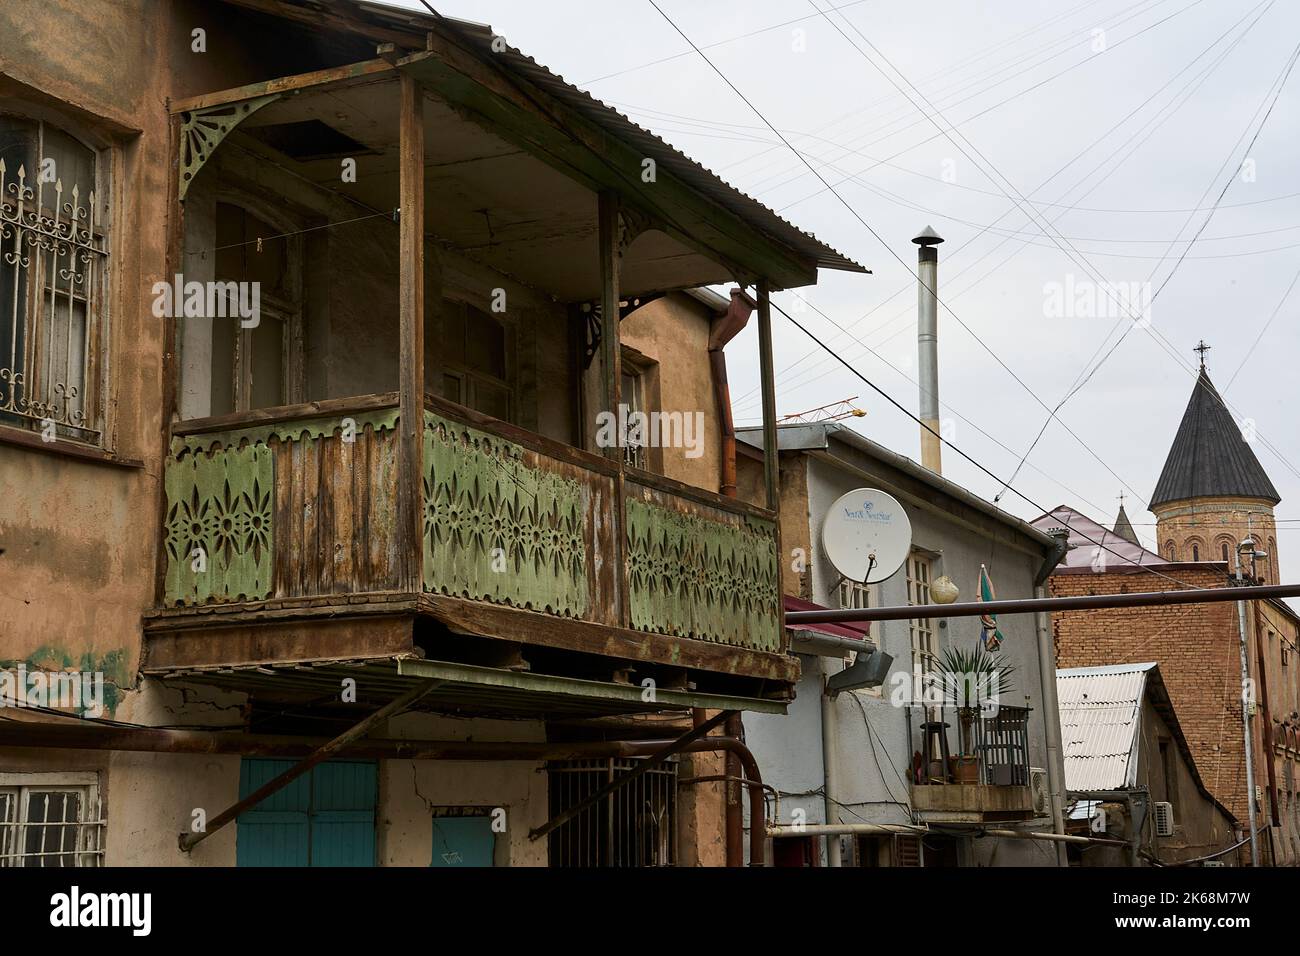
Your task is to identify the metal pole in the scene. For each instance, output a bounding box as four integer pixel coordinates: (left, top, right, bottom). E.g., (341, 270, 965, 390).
(785, 582, 1300, 625)
(1235, 547, 1260, 867)
(821, 660, 842, 866)
(1033, 586, 1068, 866)
(913, 228, 943, 474)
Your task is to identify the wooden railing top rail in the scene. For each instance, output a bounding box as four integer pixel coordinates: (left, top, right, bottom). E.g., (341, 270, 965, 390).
(424, 390, 618, 479)
(425, 391, 777, 521)
(171, 392, 401, 438)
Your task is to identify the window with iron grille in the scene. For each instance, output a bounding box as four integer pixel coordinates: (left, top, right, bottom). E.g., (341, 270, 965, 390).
(620, 366, 647, 470)
(547, 757, 676, 867)
(0, 773, 104, 867)
(0, 114, 108, 444)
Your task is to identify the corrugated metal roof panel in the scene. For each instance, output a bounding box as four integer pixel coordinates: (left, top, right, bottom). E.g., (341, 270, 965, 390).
(356, 0, 867, 277)
(1055, 663, 1155, 792)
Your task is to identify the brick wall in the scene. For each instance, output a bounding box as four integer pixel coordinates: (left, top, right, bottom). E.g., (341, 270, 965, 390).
(1050, 567, 1250, 821)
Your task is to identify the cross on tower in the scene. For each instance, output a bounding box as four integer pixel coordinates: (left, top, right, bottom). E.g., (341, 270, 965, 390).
(1194, 340, 1211, 369)
(1117, 491, 1126, 507)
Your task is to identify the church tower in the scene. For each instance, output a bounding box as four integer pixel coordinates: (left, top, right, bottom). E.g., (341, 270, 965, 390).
(1150, 343, 1281, 580)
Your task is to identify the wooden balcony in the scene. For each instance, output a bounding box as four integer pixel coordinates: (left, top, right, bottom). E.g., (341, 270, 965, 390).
(144, 392, 795, 704)
(909, 705, 1037, 824)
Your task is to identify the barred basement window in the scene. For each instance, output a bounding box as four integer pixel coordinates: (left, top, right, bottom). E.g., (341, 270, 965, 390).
(0, 773, 104, 867)
(0, 114, 108, 443)
(548, 757, 676, 867)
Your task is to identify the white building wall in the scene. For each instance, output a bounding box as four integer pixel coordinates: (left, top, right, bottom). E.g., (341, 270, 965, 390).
(745, 449, 1060, 866)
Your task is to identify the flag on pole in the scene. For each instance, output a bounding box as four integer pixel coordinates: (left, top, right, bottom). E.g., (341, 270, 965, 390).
(978, 564, 1004, 651)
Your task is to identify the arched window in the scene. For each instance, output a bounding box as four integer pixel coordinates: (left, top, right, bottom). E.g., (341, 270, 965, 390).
(0, 112, 107, 443)
(1165, 541, 1177, 561)
(1268, 537, 1278, 583)
(1221, 542, 1230, 563)
(1192, 544, 1200, 562)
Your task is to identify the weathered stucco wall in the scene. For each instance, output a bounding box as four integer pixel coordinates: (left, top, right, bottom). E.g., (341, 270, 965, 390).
(0, 0, 172, 709)
(621, 295, 722, 492)
(378, 712, 550, 867)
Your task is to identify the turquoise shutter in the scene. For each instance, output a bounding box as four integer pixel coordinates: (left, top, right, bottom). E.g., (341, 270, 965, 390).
(236, 759, 377, 867)
(431, 816, 496, 867)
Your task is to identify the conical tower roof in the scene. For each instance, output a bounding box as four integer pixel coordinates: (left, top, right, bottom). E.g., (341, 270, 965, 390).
(1112, 503, 1140, 545)
(1150, 367, 1279, 508)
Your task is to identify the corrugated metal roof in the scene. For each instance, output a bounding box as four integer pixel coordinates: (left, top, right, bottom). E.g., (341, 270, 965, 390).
(354, 0, 867, 276)
(152, 656, 788, 718)
(1055, 662, 1156, 792)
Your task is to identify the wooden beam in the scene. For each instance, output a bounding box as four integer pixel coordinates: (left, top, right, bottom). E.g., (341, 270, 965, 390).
(169, 59, 397, 114)
(141, 614, 415, 673)
(757, 281, 779, 513)
(398, 74, 426, 593)
(598, 191, 622, 459)
(419, 594, 800, 684)
(598, 191, 630, 628)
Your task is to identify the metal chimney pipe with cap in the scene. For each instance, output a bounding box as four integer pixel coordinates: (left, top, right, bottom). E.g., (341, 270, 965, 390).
(914, 226, 944, 474)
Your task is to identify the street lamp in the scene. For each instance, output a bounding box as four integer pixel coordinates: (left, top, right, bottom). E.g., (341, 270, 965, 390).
(1235, 536, 1268, 867)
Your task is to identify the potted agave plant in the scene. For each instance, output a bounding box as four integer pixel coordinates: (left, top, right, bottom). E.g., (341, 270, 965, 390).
(936, 645, 1015, 785)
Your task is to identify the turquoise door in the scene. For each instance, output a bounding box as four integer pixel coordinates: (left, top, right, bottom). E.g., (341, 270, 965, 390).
(430, 815, 496, 867)
(236, 759, 377, 867)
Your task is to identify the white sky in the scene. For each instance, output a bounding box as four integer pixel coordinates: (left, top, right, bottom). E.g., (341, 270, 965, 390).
(393, 0, 1300, 585)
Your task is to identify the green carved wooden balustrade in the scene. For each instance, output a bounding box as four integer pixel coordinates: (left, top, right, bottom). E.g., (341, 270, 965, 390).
(163, 408, 400, 605)
(165, 404, 782, 654)
(624, 493, 782, 652)
(422, 410, 591, 617)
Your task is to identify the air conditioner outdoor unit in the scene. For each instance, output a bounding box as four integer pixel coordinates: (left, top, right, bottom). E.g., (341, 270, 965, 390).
(1154, 801, 1175, 837)
(1029, 768, 1049, 816)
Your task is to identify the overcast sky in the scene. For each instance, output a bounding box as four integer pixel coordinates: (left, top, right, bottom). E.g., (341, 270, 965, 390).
(393, 0, 1300, 584)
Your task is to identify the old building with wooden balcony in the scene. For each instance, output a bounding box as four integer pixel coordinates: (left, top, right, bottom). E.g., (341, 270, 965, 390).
(0, 0, 863, 867)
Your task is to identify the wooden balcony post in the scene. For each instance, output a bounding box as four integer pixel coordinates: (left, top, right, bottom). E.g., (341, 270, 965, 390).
(597, 190, 622, 454)
(757, 280, 779, 512)
(398, 74, 425, 592)
(597, 190, 628, 627)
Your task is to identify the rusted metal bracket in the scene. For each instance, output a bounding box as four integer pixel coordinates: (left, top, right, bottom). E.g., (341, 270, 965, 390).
(526, 709, 731, 843)
(177, 678, 442, 853)
(178, 94, 281, 200)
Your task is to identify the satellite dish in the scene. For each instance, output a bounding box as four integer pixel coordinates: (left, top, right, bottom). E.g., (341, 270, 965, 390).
(821, 488, 912, 584)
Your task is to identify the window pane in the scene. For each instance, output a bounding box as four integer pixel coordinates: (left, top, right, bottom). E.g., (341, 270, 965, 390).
(465, 305, 505, 378)
(440, 300, 465, 367)
(209, 308, 236, 416)
(250, 314, 284, 410)
(0, 115, 37, 420)
(23, 790, 81, 868)
(471, 378, 510, 421)
(39, 126, 95, 205)
(0, 790, 15, 866)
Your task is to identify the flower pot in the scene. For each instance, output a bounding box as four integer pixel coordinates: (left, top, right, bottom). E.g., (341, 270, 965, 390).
(950, 755, 980, 785)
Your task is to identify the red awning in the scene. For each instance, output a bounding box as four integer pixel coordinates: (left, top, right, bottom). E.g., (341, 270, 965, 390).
(784, 595, 869, 641)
